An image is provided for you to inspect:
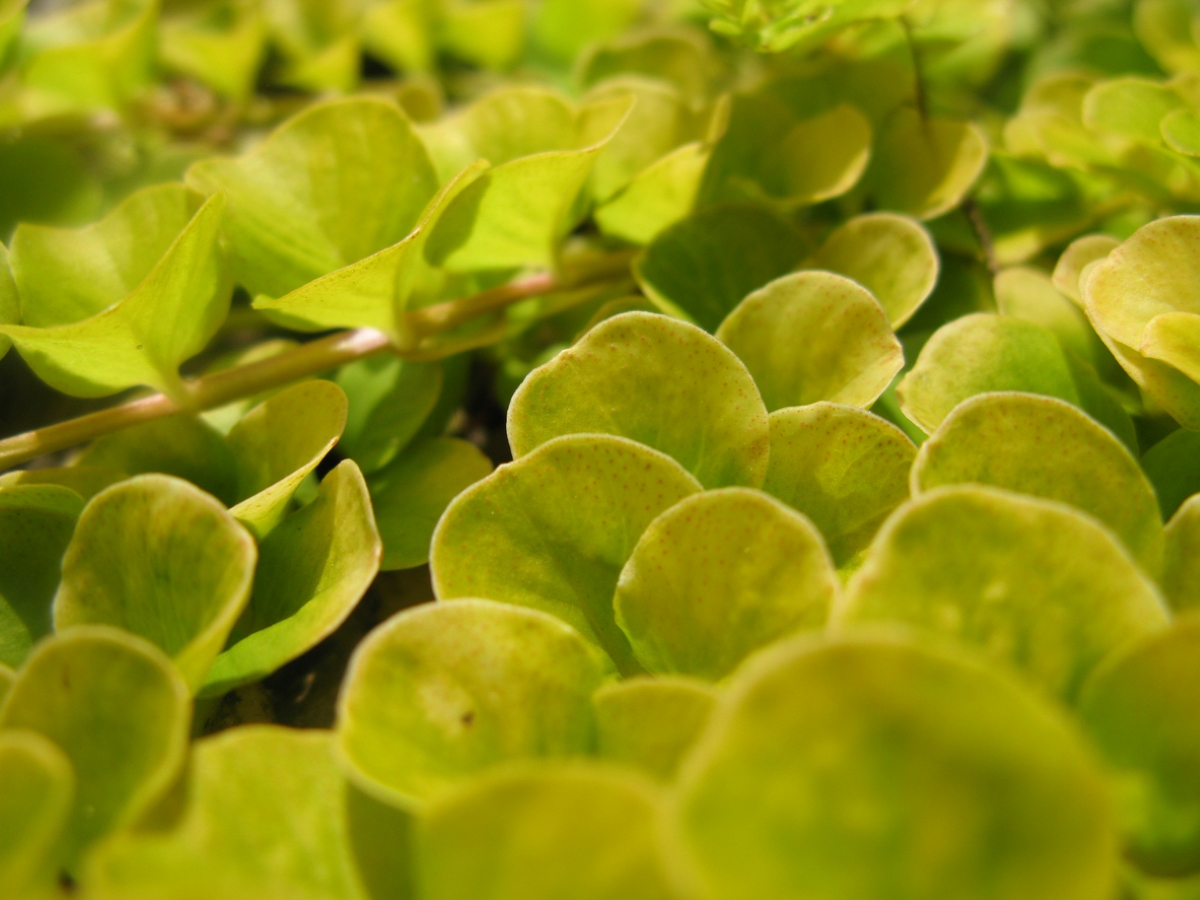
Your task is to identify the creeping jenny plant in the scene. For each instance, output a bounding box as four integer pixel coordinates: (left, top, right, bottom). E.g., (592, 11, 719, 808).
(3, 1, 1200, 898)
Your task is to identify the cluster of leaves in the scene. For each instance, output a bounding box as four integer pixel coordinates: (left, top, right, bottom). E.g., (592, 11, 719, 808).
(2, 0, 1200, 898)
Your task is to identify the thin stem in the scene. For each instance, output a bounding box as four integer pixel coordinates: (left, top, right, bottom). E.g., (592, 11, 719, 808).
(0, 264, 628, 473)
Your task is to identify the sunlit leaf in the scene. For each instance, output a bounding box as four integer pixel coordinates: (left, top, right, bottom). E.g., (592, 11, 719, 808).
(1080, 616, 1200, 877)
(1082, 78, 1183, 144)
(676, 632, 1117, 900)
(634, 205, 805, 331)
(913, 393, 1164, 575)
(1142, 428, 1200, 520)
(203, 461, 380, 697)
(335, 357, 442, 474)
(593, 141, 713, 245)
(615, 488, 837, 680)
(0, 626, 190, 870)
(807, 213, 939, 328)
(336, 599, 610, 806)
(431, 434, 702, 673)
(716, 271, 903, 412)
(0, 730, 73, 897)
(418, 762, 679, 900)
(577, 27, 716, 104)
(54, 474, 257, 690)
(592, 677, 716, 782)
(367, 437, 493, 571)
(0, 485, 82, 669)
(1133, 0, 1200, 73)
(1162, 108, 1200, 156)
(509, 311, 769, 489)
(837, 485, 1169, 702)
(439, 0, 525, 70)
(762, 403, 915, 569)
(0, 241, 15, 361)
(699, 0, 916, 53)
(1053, 234, 1121, 304)
(532, 0, 639, 62)
(226, 380, 348, 539)
(1163, 495, 1200, 613)
(1, 186, 229, 400)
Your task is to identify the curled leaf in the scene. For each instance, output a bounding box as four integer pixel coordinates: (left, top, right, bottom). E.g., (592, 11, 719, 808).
(1053, 234, 1120, 304)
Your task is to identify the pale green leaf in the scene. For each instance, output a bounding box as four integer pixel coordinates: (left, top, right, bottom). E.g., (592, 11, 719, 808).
(0, 467, 121, 502)
(634, 205, 805, 332)
(430, 434, 702, 674)
(912, 393, 1164, 575)
(1082, 78, 1183, 143)
(0, 189, 229, 400)
(592, 678, 716, 782)
(1143, 311, 1200, 386)
(336, 357, 442, 474)
(676, 632, 1117, 900)
(837, 485, 1169, 702)
(367, 437, 493, 571)
(203, 461, 380, 697)
(186, 97, 438, 301)
(700, 0, 916, 53)
(226, 380, 349, 539)
(0, 485, 82, 669)
(762, 404, 915, 568)
(594, 141, 712, 245)
(1134, 0, 1200, 73)
(0, 731, 73, 897)
(1162, 108, 1200, 156)
(0, 627, 190, 870)
(418, 763, 679, 900)
(807, 213, 939, 328)
(532, 0, 640, 62)
(1163, 495, 1200, 613)
(1142, 428, 1200, 520)
(716, 271, 903, 412)
(440, 0, 526, 70)
(1080, 616, 1200, 876)
(336, 599, 610, 806)
(54, 475, 257, 691)
(577, 28, 716, 104)
(1053, 234, 1119, 304)
(509, 312, 769, 489)
(615, 488, 837, 680)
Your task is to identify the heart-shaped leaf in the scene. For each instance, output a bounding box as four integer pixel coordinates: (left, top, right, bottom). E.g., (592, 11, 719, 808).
(634, 205, 805, 332)
(0, 730, 73, 897)
(1143, 429, 1200, 520)
(202, 461, 380, 697)
(1, 185, 229, 400)
(226, 379, 349, 539)
(1080, 616, 1200, 877)
(368, 437, 494, 571)
(0, 485, 82, 668)
(0, 626, 190, 870)
(1163, 495, 1200, 614)
(418, 763, 679, 900)
(716, 271, 903, 412)
(509, 312, 769, 489)
(912, 393, 1164, 575)
(837, 485, 1169, 702)
(807, 213, 939, 328)
(84, 725, 398, 899)
(336, 600, 610, 807)
(592, 677, 717, 782)
(615, 488, 837, 681)
(186, 97, 439, 301)
(762, 404, 916, 568)
(676, 632, 1116, 900)
(54, 474, 257, 691)
(335, 356, 442, 474)
(430, 435, 702, 673)
(867, 109, 989, 219)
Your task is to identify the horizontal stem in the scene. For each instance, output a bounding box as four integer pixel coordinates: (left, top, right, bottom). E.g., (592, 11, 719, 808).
(0, 264, 627, 473)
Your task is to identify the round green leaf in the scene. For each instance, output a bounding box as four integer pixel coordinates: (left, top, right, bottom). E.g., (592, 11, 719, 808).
(912, 393, 1164, 575)
(0, 730, 73, 897)
(807, 212, 939, 328)
(509, 312, 769, 489)
(1081, 616, 1200, 876)
(1163, 496, 1200, 613)
(418, 763, 679, 900)
(837, 485, 1169, 702)
(54, 475, 257, 691)
(0, 626, 190, 870)
(186, 97, 439, 300)
(202, 461, 381, 697)
(675, 632, 1117, 900)
(431, 435, 702, 673)
(0, 484, 83, 669)
(335, 356, 442, 474)
(336, 600, 610, 806)
(593, 677, 716, 782)
(634, 205, 805, 332)
(227, 379, 349, 539)
(867, 109, 989, 220)
(762, 404, 916, 568)
(84, 725, 393, 899)
(715, 271, 903, 412)
(367, 437, 494, 571)
(0, 466, 121, 501)
(1143, 429, 1200, 520)
(1082, 77, 1184, 143)
(615, 488, 837, 680)
(1053, 234, 1120, 304)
